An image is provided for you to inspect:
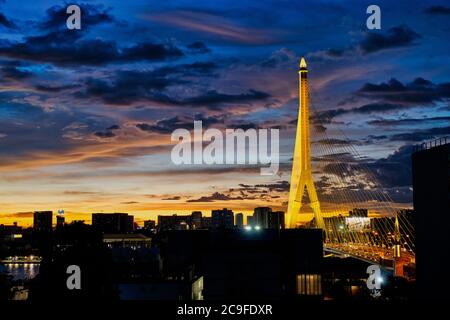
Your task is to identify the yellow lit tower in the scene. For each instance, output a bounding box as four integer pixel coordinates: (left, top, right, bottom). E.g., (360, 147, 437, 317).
(286, 57, 324, 229)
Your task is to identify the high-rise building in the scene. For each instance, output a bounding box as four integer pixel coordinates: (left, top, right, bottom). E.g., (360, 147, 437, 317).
(412, 139, 450, 300)
(235, 213, 244, 228)
(269, 211, 285, 230)
(211, 208, 234, 229)
(92, 213, 134, 234)
(157, 214, 191, 231)
(33, 211, 53, 232)
(144, 220, 156, 230)
(247, 215, 255, 227)
(201, 217, 212, 229)
(253, 207, 285, 229)
(191, 211, 202, 229)
(56, 215, 65, 229)
(254, 207, 272, 228)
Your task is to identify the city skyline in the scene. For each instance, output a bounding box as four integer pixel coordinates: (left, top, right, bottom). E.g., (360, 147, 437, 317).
(1, 0, 450, 226)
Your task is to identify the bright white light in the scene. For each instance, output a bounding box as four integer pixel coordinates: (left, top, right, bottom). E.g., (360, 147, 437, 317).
(244, 226, 252, 231)
(254, 225, 261, 230)
(377, 277, 383, 284)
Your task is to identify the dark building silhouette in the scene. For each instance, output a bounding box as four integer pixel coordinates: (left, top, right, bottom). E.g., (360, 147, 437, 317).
(92, 213, 134, 234)
(211, 208, 234, 229)
(159, 229, 323, 300)
(201, 216, 212, 229)
(269, 211, 285, 230)
(56, 215, 65, 229)
(253, 207, 272, 228)
(0, 222, 22, 240)
(247, 215, 255, 227)
(412, 139, 450, 300)
(157, 214, 191, 231)
(252, 207, 285, 229)
(235, 213, 244, 228)
(144, 220, 156, 230)
(33, 211, 53, 232)
(191, 211, 202, 229)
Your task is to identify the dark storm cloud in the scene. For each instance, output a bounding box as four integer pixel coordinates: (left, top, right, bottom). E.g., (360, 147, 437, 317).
(311, 25, 421, 60)
(234, 181, 289, 194)
(364, 135, 388, 144)
(314, 146, 413, 203)
(94, 131, 115, 138)
(313, 78, 450, 124)
(187, 192, 243, 202)
(359, 25, 421, 54)
(369, 145, 413, 188)
(0, 66, 32, 80)
(34, 84, 80, 92)
(153, 62, 219, 77)
(120, 42, 183, 62)
(81, 70, 185, 104)
(187, 41, 211, 54)
(389, 126, 450, 142)
(424, 6, 450, 15)
(357, 77, 450, 104)
(314, 138, 361, 146)
(162, 196, 181, 200)
(0, 12, 16, 29)
(181, 89, 270, 108)
(84, 67, 269, 106)
(136, 117, 190, 134)
(80, 63, 221, 105)
(367, 116, 450, 126)
(312, 103, 402, 124)
(253, 180, 290, 192)
(0, 31, 184, 66)
(136, 114, 223, 134)
(39, 3, 114, 31)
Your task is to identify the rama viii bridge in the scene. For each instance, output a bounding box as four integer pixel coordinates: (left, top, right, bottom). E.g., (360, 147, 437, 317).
(287, 58, 415, 276)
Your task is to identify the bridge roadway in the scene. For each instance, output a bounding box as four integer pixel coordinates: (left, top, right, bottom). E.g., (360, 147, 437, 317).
(324, 243, 415, 272)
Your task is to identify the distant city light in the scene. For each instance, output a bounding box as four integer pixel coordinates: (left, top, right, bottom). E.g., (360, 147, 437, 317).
(254, 226, 261, 230)
(244, 226, 252, 231)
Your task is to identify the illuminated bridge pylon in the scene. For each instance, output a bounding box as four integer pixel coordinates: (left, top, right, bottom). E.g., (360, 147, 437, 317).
(286, 57, 324, 229)
(285, 57, 415, 274)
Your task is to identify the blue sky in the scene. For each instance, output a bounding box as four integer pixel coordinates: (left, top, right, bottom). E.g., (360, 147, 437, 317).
(0, 0, 449, 225)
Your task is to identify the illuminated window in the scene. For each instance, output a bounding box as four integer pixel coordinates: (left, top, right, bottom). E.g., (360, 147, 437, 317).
(296, 274, 322, 295)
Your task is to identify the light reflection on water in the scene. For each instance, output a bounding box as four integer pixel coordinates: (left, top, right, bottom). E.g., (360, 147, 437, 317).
(0, 263, 40, 281)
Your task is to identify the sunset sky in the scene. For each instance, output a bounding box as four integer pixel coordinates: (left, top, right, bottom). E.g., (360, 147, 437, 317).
(1, 0, 449, 226)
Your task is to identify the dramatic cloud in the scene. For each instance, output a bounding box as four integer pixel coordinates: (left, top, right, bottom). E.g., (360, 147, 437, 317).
(136, 114, 222, 134)
(0, 12, 15, 29)
(181, 89, 270, 108)
(367, 116, 450, 126)
(357, 77, 450, 104)
(312, 103, 403, 124)
(359, 25, 421, 54)
(424, 6, 450, 15)
(94, 131, 116, 138)
(389, 126, 450, 142)
(81, 70, 183, 104)
(162, 196, 181, 200)
(0, 66, 32, 80)
(310, 25, 421, 59)
(313, 78, 450, 124)
(187, 41, 211, 54)
(0, 32, 184, 66)
(187, 192, 244, 202)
